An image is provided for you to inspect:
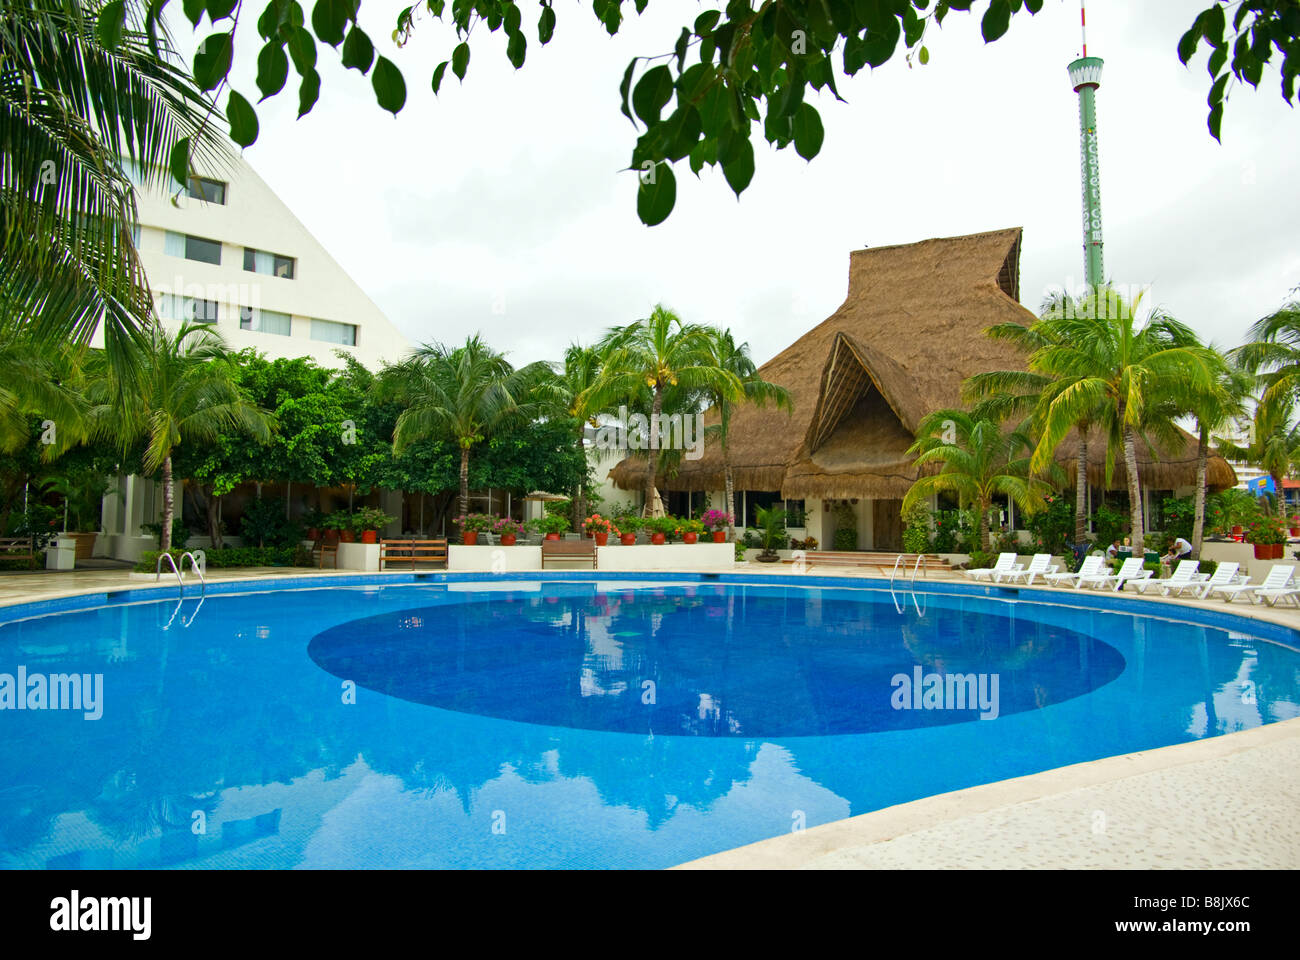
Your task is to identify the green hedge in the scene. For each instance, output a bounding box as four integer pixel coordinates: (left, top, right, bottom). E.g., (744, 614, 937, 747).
(134, 546, 311, 573)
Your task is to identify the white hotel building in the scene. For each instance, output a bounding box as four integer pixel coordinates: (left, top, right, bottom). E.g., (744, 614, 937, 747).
(93, 152, 413, 561)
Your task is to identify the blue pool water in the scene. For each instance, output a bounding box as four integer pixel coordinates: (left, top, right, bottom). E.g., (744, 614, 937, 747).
(1, 575, 1298, 869)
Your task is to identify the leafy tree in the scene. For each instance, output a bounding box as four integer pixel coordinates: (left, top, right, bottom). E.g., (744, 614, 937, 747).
(138, 0, 1296, 224)
(1217, 396, 1300, 518)
(534, 342, 606, 524)
(902, 409, 1051, 552)
(1231, 299, 1300, 410)
(89, 323, 273, 551)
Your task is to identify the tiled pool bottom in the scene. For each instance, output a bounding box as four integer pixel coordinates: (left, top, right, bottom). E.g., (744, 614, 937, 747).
(1, 577, 1298, 868)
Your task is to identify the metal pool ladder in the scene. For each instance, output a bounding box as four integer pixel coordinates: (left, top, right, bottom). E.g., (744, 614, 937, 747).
(887, 553, 928, 615)
(156, 551, 207, 629)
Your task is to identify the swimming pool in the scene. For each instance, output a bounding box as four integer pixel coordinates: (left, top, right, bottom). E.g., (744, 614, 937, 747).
(2, 573, 1298, 868)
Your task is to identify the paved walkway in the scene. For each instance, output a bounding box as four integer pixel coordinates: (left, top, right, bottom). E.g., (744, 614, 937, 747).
(3, 560, 1298, 869)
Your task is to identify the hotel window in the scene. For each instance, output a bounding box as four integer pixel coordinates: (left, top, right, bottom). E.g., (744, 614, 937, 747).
(243, 247, 295, 279)
(239, 307, 292, 337)
(158, 293, 219, 324)
(310, 319, 357, 346)
(164, 231, 222, 265)
(186, 176, 227, 205)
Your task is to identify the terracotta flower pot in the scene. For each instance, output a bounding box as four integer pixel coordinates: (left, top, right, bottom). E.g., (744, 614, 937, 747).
(324, 530, 340, 544)
(339, 530, 355, 543)
(361, 530, 377, 544)
(1254, 542, 1270, 560)
(712, 530, 726, 543)
(620, 533, 636, 546)
(500, 533, 516, 546)
(1232, 525, 1244, 537)
(1289, 528, 1299, 538)
(1274, 543, 1286, 559)
(594, 533, 608, 546)
(306, 527, 320, 541)
(545, 532, 562, 541)
(682, 532, 698, 544)
(651, 532, 666, 545)
(463, 530, 478, 546)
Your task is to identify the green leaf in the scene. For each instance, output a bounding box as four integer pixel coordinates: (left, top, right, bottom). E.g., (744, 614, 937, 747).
(452, 41, 471, 80)
(619, 58, 638, 123)
(1177, 23, 1203, 64)
(694, 10, 720, 34)
(431, 60, 449, 94)
(503, 2, 521, 34)
(298, 68, 321, 118)
(312, 0, 350, 46)
(287, 25, 318, 75)
(506, 30, 527, 69)
(182, 0, 205, 27)
(96, 1, 126, 49)
(636, 163, 676, 226)
(207, 0, 239, 21)
(632, 65, 674, 126)
(919, 45, 930, 66)
(227, 90, 260, 147)
(981, 0, 1012, 43)
(721, 137, 754, 196)
(341, 25, 375, 72)
(256, 42, 290, 100)
(193, 32, 235, 91)
(168, 138, 190, 187)
(792, 102, 823, 160)
(372, 56, 407, 115)
(539, 4, 556, 43)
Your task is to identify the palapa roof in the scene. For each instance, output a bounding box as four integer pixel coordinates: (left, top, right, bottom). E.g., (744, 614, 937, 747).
(609, 227, 1236, 498)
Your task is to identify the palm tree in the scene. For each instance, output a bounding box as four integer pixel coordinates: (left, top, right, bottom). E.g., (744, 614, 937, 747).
(1023, 289, 1218, 552)
(1231, 300, 1300, 411)
(534, 343, 605, 525)
(1217, 397, 1300, 518)
(700, 328, 791, 539)
(2, 0, 225, 366)
(88, 323, 273, 551)
(965, 291, 1104, 546)
(1177, 352, 1251, 552)
(383, 335, 550, 520)
(902, 410, 1052, 552)
(585, 305, 742, 515)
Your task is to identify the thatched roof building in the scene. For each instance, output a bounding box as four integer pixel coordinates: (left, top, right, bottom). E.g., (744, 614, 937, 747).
(609, 227, 1235, 499)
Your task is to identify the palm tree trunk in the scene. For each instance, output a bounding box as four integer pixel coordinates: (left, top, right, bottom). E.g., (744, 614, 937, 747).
(205, 484, 223, 550)
(978, 498, 991, 552)
(1272, 472, 1286, 517)
(724, 453, 736, 541)
(1191, 425, 1208, 555)
(161, 455, 174, 553)
(1123, 427, 1145, 552)
(458, 446, 470, 520)
(1075, 430, 1089, 544)
(644, 385, 663, 516)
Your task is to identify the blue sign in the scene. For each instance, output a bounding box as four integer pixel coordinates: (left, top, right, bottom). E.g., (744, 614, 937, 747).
(1248, 476, 1276, 497)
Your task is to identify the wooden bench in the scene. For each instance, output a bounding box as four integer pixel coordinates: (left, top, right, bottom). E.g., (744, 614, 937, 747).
(380, 538, 448, 570)
(542, 538, 596, 569)
(313, 539, 339, 569)
(0, 536, 37, 569)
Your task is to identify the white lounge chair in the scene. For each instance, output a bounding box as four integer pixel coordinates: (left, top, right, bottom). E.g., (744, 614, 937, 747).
(1132, 559, 1203, 596)
(1077, 556, 1150, 591)
(966, 552, 1020, 581)
(1207, 565, 1295, 605)
(1193, 562, 1242, 600)
(999, 553, 1058, 585)
(1042, 554, 1103, 588)
(1251, 565, 1300, 606)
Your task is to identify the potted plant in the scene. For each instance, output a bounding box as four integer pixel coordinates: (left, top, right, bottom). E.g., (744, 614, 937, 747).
(1290, 515, 1300, 538)
(1246, 514, 1286, 559)
(754, 506, 788, 562)
(353, 507, 394, 544)
(702, 509, 732, 543)
(322, 510, 355, 543)
(300, 506, 327, 542)
(454, 513, 493, 545)
(616, 515, 641, 545)
(642, 515, 677, 545)
(493, 516, 525, 546)
(529, 513, 571, 541)
(582, 514, 616, 546)
(674, 517, 705, 544)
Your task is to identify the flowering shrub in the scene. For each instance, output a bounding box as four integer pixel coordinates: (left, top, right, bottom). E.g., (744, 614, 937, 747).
(453, 513, 494, 532)
(1245, 514, 1287, 545)
(582, 514, 618, 535)
(701, 509, 732, 531)
(493, 517, 525, 536)
(673, 517, 705, 536)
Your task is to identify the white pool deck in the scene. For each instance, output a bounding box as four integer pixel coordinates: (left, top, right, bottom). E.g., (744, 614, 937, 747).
(3, 561, 1298, 869)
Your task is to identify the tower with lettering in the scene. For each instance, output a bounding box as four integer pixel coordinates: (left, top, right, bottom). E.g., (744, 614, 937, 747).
(1069, 5, 1105, 290)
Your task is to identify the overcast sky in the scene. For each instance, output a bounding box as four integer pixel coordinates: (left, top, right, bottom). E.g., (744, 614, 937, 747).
(207, 0, 1298, 366)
